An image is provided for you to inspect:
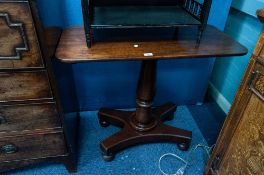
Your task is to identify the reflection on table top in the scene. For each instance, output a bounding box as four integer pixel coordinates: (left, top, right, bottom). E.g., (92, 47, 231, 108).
(56, 25, 248, 63)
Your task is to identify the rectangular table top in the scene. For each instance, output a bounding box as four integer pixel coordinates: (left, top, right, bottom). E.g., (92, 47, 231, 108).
(56, 25, 247, 63)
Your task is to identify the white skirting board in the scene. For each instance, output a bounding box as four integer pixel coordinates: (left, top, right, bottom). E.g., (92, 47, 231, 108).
(208, 82, 231, 114)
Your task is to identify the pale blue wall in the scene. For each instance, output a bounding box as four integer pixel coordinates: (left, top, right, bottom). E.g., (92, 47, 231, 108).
(232, 0, 263, 17)
(210, 0, 263, 110)
(37, 0, 233, 111)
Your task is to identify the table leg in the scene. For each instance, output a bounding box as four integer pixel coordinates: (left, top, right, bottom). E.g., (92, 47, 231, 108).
(98, 60, 192, 161)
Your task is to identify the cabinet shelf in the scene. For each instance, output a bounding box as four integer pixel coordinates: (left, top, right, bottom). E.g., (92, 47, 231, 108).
(92, 6, 201, 28)
(82, 0, 212, 48)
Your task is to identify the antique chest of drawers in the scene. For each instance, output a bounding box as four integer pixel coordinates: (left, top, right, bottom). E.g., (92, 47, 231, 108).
(0, 0, 75, 173)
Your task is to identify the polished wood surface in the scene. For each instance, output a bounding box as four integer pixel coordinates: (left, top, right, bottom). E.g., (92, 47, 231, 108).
(56, 25, 247, 62)
(206, 11, 264, 175)
(44, 27, 63, 58)
(56, 21, 247, 161)
(99, 61, 191, 160)
(43, 27, 78, 172)
(0, 103, 61, 137)
(0, 133, 66, 162)
(0, 0, 75, 173)
(41, 26, 78, 172)
(0, 1, 43, 69)
(0, 71, 53, 103)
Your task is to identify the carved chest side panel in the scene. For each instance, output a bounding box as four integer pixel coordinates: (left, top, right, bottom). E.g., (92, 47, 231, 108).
(218, 94, 264, 174)
(218, 60, 264, 175)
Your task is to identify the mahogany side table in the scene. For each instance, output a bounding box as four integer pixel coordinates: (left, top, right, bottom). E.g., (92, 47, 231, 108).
(56, 26, 247, 161)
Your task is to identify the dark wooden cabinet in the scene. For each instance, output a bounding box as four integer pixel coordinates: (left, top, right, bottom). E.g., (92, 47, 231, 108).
(0, 0, 76, 173)
(206, 9, 264, 175)
(81, 0, 212, 47)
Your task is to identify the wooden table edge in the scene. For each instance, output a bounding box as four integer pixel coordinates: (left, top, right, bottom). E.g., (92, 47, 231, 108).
(55, 25, 248, 63)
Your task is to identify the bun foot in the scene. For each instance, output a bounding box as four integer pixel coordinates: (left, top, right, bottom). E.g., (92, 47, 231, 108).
(102, 152, 115, 162)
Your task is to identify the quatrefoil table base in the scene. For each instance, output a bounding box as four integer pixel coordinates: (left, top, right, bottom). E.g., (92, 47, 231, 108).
(98, 60, 192, 161)
(98, 104, 192, 161)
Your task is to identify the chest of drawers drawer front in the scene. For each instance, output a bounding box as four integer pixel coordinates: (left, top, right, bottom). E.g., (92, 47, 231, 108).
(0, 133, 67, 162)
(0, 71, 53, 102)
(0, 103, 61, 136)
(0, 1, 43, 69)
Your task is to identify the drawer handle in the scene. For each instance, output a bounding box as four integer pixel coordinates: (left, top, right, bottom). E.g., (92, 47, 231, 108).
(0, 116, 7, 125)
(1, 144, 18, 154)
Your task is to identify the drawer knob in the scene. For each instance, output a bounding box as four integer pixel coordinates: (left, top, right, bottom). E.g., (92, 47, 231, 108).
(0, 116, 7, 124)
(1, 144, 17, 154)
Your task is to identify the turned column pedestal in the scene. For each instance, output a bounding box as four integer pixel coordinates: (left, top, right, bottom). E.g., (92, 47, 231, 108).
(98, 60, 192, 161)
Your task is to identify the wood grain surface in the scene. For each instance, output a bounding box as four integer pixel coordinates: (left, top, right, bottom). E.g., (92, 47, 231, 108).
(218, 93, 264, 174)
(56, 25, 247, 63)
(0, 103, 61, 137)
(0, 133, 66, 162)
(0, 1, 43, 69)
(44, 27, 62, 58)
(0, 0, 75, 172)
(0, 71, 53, 103)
